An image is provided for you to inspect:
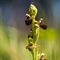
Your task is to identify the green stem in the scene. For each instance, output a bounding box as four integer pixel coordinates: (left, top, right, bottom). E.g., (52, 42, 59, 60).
(31, 21, 34, 42)
(32, 18, 37, 43)
(31, 47, 38, 60)
(31, 18, 39, 60)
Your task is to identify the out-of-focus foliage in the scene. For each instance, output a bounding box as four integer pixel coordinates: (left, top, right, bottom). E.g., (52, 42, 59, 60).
(0, 22, 60, 60)
(39, 28, 59, 60)
(0, 0, 60, 60)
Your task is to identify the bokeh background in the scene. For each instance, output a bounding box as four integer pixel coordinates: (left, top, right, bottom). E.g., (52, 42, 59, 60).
(0, 0, 60, 60)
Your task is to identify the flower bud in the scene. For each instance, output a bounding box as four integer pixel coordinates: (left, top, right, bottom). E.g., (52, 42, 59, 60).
(29, 42, 33, 46)
(28, 35, 33, 38)
(40, 58, 46, 60)
(40, 53, 46, 60)
(28, 32, 33, 39)
(28, 45, 34, 51)
(26, 45, 34, 51)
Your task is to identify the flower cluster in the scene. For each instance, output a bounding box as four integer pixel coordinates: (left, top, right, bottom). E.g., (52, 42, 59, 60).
(25, 14, 47, 30)
(25, 4, 47, 60)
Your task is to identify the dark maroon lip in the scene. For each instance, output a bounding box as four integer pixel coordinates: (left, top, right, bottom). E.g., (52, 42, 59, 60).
(39, 22, 47, 30)
(25, 18, 32, 25)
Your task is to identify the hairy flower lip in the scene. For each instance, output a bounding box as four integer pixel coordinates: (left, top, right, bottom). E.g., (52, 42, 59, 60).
(39, 22, 47, 30)
(25, 19, 32, 25)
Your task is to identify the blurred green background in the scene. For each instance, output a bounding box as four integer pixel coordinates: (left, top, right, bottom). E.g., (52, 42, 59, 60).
(0, 0, 60, 60)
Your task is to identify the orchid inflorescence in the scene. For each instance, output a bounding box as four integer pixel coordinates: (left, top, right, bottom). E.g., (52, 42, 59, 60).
(25, 4, 47, 60)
